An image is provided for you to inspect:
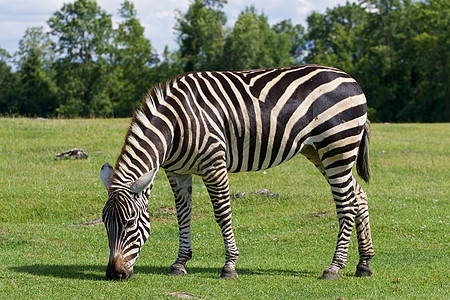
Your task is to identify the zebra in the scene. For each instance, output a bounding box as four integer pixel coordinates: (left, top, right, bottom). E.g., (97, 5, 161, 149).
(100, 64, 374, 280)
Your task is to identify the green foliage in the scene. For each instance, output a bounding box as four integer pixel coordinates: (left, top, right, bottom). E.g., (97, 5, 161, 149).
(48, 0, 114, 117)
(1, 0, 448, 121)
(175, 0, 228, 71)
(14, 27, 59, 117)
(0, 118, 448, 298)
(223, 6, 295, 70)
(305, 0, 449, 122)
(0, 49, 20, 116)
(272, 19, 305, 63)
(110, 0, 159, 117)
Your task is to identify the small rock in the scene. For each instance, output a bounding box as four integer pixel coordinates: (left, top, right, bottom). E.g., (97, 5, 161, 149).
(254, 189, 280, 197)
(231, 192, 246, 199)
(254, 189, 270, 195)
(56, 148, 88, 160)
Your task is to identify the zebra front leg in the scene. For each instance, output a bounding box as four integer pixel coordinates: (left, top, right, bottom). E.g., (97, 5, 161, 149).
(322, 173, 358, 280)
(166, 172, 193, 276)
(202, 166, 239, 279)
(354, 180, 374, 277)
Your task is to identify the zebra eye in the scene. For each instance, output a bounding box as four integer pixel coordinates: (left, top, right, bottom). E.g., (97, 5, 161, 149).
(125, 218, 135, 227)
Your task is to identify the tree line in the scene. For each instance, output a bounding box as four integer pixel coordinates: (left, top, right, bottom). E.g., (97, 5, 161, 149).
(0, 0, 448, 122)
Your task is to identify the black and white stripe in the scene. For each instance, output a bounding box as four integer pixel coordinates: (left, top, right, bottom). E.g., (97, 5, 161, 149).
(100, 64, 374, 280)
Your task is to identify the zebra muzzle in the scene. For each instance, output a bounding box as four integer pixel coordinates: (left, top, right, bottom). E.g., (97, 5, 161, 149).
(106, 255, 133, 280)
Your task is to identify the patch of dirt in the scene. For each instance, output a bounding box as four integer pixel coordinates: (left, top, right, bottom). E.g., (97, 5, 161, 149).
(231, 189, 280, 199)
(157, 207, 176, 215)
(152, 207, 177, 222)
(313, 211, 329, 218)
(166, 292, 199, 299)
(73, 218, 103, 226)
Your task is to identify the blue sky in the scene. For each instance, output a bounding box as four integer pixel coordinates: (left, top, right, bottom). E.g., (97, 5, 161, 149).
(0, 0, 354, 56)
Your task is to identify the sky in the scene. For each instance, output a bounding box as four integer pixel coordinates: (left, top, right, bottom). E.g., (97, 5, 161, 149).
(0, 0, 355, 56)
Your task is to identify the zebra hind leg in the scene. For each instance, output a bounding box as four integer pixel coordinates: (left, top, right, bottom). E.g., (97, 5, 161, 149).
(321, 175, 359, 280)
(320, 139, 362, 280)
(354, 181, 374, 277)
(301, 145, 351, 280)
(166, 172, 193, 276)
(202, 165, 239, 279)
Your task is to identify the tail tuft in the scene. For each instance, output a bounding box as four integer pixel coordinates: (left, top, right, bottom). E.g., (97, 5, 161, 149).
(356, 120, 370, 183)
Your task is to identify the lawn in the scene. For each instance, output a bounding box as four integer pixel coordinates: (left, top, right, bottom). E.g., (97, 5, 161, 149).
(0, 118, 448, 299)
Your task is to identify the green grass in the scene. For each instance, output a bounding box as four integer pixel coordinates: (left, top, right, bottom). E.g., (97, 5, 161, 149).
(0, 118, 448, 299)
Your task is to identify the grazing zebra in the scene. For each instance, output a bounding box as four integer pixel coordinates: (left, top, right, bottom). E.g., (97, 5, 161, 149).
(100, 64, 374, 280)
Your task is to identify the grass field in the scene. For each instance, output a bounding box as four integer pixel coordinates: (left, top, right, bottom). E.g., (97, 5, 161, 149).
(0, 118, 448, 299)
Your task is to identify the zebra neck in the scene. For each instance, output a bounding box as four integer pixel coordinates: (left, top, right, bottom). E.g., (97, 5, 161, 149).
(111, 80, 176, 190)
(111, 139, 162, 189)
(112, 135, 161, 190)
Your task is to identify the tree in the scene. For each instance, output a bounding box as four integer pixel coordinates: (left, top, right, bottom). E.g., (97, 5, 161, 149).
(153, 46, 184, 82)
(223, 6, 294, 71)
(15, 27, 58, 116)
(110, 0, 159, 117)
(0, 48, 20, 115)
(404, 0, 449, 121)
(305, 2, 367, 73)
(48, 0, 114, 117)
(175, 0, 227, 71)
(272, 20, 305, 63)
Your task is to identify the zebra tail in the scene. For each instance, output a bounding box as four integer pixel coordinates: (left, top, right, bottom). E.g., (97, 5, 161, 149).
(356, 120, 371, 183)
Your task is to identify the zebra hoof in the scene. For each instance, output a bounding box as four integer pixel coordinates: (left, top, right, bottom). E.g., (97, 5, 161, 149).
(355, 264, 373, 277)
(168, 263, 187, 276)
(322, 268, 340, 280)
(220, 265, 238, 279)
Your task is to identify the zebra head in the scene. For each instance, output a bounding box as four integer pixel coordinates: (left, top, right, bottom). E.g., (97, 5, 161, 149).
(100, 163, 155, 280)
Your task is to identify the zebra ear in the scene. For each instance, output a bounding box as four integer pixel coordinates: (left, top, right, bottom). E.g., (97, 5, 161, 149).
(100, 163, 115, 190)
(130, 169, 158, 194)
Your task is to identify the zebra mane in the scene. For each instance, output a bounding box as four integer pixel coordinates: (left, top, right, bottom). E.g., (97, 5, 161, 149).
(113, 77, 178, 182)
(129, 76, 180, 130)
(141, 77, 176, 116)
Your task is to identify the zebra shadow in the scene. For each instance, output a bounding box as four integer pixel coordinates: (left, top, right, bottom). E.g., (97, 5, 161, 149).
(11, 264, 317, 280)
(10, 264, 186, 280)
(11, 264, 106, 281)
(137, 265, 318, 278)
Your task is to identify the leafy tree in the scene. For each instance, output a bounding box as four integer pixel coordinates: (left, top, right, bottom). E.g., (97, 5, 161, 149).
(272, 20, 305, 63)
(0, 0, 446, 122)
(305, 2, 367, 73)
(153, 46, 184, 82)
(0, 48, 20, 115)
(304, 0, 449, 122)
(175, 0, 227, 71)
(355, 0, 410, 121)
(223, 6, 294, 70)
(110, 0, 159, 117)
(404, 0, 449, 121)
(354, 0, 449, 122)
(48, 0, 114, 117)
(15, 27, 58, 116)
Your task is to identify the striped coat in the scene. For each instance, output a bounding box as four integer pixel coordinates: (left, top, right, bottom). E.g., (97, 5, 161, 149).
(100, 65, 374, 280)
